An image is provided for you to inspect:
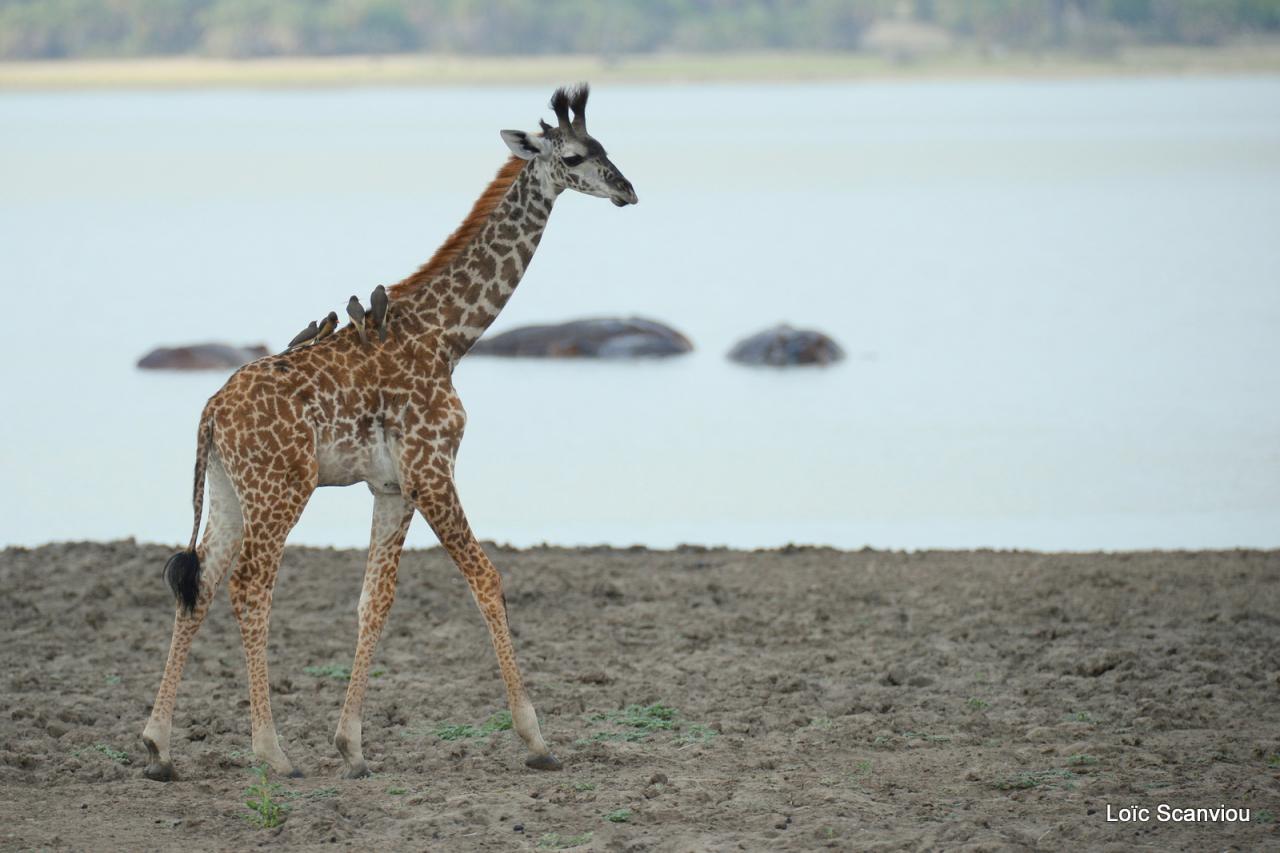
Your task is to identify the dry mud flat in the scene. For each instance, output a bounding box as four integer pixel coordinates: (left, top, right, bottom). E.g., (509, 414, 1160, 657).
(1, 542, 1277, 852)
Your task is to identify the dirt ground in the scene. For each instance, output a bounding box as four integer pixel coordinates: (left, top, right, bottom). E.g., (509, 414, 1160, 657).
(1, 541, 1277, 852)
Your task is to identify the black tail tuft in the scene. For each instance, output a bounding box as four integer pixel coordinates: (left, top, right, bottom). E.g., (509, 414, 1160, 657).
(164, 550, 201, 614)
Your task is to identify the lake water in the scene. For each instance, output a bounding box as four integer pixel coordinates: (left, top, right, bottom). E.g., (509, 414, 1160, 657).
(2, 78, 1278, 551)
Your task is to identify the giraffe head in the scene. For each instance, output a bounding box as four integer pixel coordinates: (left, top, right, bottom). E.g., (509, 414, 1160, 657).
(501, 84, 638, 207)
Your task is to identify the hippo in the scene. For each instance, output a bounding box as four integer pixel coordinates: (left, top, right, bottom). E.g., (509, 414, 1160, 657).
(727, 324, 844, 367)
(469, 317, 693, 359)
(137, 343, 270, 371)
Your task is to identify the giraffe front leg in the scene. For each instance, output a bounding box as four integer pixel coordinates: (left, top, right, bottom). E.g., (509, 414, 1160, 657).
(334, 492, 414, 779)
(411, 476, 560, 771)
(142, 465, 242, 782)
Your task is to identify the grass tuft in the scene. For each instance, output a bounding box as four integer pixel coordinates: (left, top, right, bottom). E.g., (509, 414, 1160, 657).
(590, 704, 677, 731)
(676, 723, 718, 744)
(434, 710, 513, 741)
(537, 831, 593, 849)
(303, 663, 352, 680)
(993, 768, 1075, 791)
(604, 808, 632, 823)
(74, 743, 130, 764)
(581, 703, 717, 746)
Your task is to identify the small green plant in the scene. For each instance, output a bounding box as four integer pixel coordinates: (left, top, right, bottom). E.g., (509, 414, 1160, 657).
(244, 766, 289, 828)
(1066, 753, 1098, 767)
(571, 781, 596, 792)
(966, 697, 989, 710)
(577, 730, 644, 746)
(854, 759, 872, 775)
(993, 768, 1075, 791)
(590, 704, 677, 732)
(371, 669, 386, 678)
(604, 808, 632, 823)
(807, 717, 833, 730)
(104, 674, 122, 685)
(387, 786, 407, 795)
(1267, 753, 1280, 767)
(1256, 809, 1275, 824)
(676, 723, 718, 745)
(303, 664, 352, 680)
(434, 710, 513, 741)
(583, 703, 716, 746)
(537, 831, 592, 849)
(74, 743, 130, 764)
(1065, 710, 1094, 723)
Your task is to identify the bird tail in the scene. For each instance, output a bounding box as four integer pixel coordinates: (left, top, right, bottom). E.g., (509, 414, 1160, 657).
(163, 415, 212, 614)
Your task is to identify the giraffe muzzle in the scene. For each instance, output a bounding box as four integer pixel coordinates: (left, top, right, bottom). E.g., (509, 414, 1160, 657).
(611, 181, 638, 207)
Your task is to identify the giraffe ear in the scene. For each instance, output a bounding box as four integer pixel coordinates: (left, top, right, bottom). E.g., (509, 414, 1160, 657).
(501, 130, 545, 160)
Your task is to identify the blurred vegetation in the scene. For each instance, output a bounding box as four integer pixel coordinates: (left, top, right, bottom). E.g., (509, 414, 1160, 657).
(1, 0, 1278, 61)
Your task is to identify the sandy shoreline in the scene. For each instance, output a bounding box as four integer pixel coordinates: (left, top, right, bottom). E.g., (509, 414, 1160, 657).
(1, 541, 1276, 850)
(3, 45, 1280, 90)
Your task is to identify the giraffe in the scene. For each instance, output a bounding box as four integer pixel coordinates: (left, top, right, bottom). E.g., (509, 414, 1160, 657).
(141, 84, 637, 782)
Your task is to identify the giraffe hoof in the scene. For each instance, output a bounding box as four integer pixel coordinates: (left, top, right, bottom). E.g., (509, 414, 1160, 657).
(343, 762, 371, 780)
(143, 762, 176, 782)
(525, 753, 563, 772)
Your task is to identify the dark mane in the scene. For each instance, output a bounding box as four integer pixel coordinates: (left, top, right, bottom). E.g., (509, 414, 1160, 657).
(389, 156, 526, 298)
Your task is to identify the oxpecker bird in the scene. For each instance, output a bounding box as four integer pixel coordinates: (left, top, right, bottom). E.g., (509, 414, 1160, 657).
(347, 295, 368, 344)
(286, 320, 319, 351)
(315, 311, 339, 342)
(370, 284, 389, 342)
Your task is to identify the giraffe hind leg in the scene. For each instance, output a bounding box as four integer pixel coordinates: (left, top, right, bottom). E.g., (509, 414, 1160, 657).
(226, 476, 314, 778)
(142, 452, 243, 781)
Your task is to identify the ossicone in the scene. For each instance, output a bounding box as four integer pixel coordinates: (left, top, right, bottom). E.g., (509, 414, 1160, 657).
(549, 83, 589, 135)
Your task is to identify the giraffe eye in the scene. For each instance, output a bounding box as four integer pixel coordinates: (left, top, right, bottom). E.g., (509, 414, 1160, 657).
(561, 154, 585, 167)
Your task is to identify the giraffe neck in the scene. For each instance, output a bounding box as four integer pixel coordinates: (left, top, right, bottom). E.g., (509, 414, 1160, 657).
(393, 158, 559, 364)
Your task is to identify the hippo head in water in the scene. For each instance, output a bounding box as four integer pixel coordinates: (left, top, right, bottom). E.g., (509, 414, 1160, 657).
(500, 84, 638, 208)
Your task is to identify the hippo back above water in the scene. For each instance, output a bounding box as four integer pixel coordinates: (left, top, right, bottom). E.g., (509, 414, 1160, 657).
(469, 317, 693, 359)
(728, 324, 844, 367)
(137, 343, 270, 371)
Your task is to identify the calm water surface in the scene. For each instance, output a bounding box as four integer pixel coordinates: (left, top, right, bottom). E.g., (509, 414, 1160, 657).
(1, 79, 1278, 550)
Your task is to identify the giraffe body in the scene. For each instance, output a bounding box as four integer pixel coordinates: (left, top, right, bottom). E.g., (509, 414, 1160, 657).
(142, 85, 636, 781)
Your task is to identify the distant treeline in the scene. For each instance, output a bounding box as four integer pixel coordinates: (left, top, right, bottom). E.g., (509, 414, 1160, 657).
(2, 0, 1279, 60)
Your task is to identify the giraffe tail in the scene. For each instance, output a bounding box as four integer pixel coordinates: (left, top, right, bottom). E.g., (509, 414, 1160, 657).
(163, 416, 212, 614)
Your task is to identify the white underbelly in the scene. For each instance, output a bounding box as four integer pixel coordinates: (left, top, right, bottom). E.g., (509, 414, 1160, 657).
(315, 429, 401, 494)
